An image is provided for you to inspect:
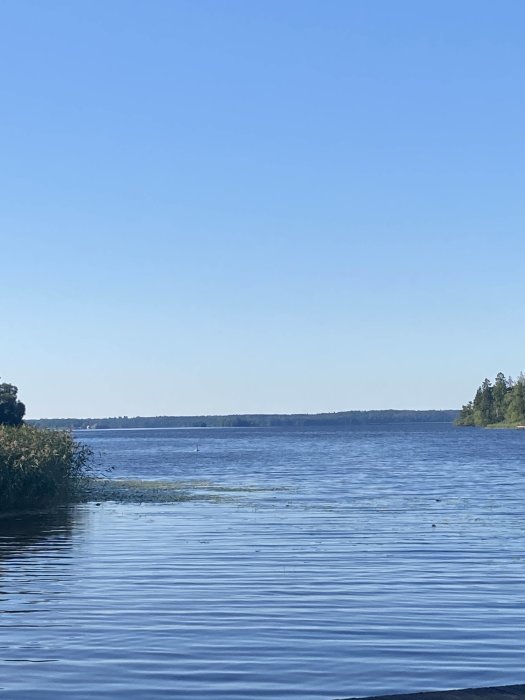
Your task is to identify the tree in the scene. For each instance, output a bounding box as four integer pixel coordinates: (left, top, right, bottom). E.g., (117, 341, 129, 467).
(456, 400, 475, 426)
(470, 378, 495, 426)
(492, 371, 509, 423)
(0, 382, 26, 426)
(457, 370, 525, 427)
(506, 373, 525, 425)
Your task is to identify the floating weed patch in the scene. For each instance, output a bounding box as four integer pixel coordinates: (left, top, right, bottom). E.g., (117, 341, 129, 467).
(80, 478, 290, 504)
(82, 478, 223, 504)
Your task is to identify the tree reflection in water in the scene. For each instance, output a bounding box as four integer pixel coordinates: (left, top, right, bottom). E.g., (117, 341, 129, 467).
(0, 507, 80, 563)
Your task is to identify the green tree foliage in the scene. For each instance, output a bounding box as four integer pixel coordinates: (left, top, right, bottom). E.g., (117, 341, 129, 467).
(456, 371, 525, 426)
(492, 372, 509, 422)
(0, 382, 25, 426)
(505, 373, 525, 425)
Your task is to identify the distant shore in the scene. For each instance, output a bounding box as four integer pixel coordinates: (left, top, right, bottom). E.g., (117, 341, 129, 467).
(28, 409, 458, 430)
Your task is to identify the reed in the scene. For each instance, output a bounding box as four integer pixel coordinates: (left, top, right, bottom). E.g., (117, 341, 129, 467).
(0, 425, 92, 512)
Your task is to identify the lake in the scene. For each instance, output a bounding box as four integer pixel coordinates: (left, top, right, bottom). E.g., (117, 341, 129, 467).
(1, 424, 525, 699)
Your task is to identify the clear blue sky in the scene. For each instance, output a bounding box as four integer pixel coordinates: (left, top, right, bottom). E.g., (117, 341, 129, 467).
(2, 0, 524, 418)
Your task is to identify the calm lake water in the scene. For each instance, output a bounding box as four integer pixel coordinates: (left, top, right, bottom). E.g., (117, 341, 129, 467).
(1, 424, 525, 699)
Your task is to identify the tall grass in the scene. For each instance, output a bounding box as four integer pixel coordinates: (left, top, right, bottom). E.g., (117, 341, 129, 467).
(0, 425, 92, 512)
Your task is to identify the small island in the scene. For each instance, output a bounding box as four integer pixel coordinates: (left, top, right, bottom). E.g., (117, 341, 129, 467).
(456, 372, 525, 427)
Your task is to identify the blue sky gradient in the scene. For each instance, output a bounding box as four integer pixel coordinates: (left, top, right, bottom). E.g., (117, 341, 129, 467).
(2, 1, 524, 417)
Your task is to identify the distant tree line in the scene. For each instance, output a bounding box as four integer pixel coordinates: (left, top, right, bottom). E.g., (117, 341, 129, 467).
(29, 409, 458, 430)
(456, 372, 525, 427)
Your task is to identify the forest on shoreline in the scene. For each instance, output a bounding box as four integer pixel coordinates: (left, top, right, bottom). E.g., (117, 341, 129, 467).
(30, 409, 458, 430)
(456, 372, 525, 427)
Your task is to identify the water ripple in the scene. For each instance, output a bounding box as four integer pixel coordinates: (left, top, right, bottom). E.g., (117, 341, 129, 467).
(1, 425, 525, 699)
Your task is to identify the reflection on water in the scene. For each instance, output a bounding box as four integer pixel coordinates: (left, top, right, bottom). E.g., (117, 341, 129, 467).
(0, 508, 76, 562)
(0, 507, 80, 679)
(0, 425, 525, 700)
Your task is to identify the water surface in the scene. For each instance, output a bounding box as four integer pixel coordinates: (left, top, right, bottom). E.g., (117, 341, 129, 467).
(1, 424, 525, 699)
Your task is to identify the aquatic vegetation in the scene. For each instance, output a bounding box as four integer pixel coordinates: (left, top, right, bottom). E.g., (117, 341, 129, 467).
(80, 478, 195, 504)
(0, 425, 92, 512)
(80, 477, 285, 504)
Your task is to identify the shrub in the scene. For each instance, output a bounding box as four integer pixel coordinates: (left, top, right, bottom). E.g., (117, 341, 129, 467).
(0, 425, 92, 512)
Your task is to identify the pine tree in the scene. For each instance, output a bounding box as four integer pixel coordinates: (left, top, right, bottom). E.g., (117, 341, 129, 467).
(492, 372, 509, 423)
(506, 373, 525, 425)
